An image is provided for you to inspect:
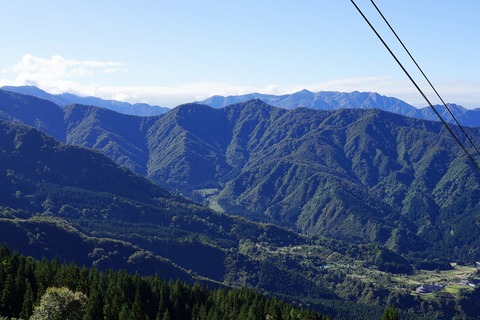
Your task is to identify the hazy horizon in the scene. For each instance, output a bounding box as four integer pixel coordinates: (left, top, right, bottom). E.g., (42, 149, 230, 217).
(1, 1, 480, 108)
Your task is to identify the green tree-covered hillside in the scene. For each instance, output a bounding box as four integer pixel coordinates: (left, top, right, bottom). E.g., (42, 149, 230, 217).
(0, 245, 327, 320)
(1, 91, 480, 262)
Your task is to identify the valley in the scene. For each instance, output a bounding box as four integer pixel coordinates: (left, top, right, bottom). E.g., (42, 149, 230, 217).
(2, 0, 480, 318)
(2, 91, 479, 262)
(0, 89, 479, 319)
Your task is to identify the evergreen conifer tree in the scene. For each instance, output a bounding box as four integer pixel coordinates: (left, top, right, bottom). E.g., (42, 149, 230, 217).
(381, 306, 399, 320)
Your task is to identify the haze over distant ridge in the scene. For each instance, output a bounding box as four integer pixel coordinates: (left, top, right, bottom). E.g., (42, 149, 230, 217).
(3, 85, 480, 127)
(1, 85, 169, 117)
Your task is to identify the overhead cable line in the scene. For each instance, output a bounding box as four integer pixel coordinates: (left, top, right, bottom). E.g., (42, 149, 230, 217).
(349, 0, 480, 171)
(369, 0, 480, 160)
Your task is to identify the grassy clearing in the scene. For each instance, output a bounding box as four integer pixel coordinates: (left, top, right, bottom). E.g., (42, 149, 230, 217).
(445, 284, 472, 294)
(393, 265, 477, 288)
(208, 198, 224, 213)
(193, 188, 225, 213)
(194, 188, 219, 196)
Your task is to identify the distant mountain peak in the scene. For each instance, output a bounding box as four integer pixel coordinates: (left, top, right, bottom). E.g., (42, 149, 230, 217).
(297, 89, 313, 94)
(1, 85, 169, 117)
(195, 90, 479, 126)
(1, 85, 48, 95)
(196, 89, 419, 115)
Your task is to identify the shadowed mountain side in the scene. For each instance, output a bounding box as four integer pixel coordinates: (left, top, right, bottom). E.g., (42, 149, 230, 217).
(0, 90, 66, 140)
(0, 217, 193, 282)
(0, 120, 306, 282)
(0, 120, 199, 281)
(0, 120, 169, 205)
(63, 104, 151, 175)
(0, 90, 153, 174)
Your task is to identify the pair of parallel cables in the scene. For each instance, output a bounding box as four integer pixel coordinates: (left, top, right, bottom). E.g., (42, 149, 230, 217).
(350, 0, 480, 171)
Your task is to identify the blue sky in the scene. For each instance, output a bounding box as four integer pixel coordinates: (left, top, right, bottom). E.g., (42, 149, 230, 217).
(1, 0, 479, 108)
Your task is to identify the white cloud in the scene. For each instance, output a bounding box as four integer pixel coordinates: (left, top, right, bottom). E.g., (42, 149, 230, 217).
(9, 54, 125, 76)
(1, 54, 125, 94)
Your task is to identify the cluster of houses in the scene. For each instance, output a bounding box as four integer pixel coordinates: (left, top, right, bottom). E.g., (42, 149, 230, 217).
(459, 279, 480, 287)
(415, 279, 480, 294)
(414, 262, 480, 294)
(415, 284, 444, 294)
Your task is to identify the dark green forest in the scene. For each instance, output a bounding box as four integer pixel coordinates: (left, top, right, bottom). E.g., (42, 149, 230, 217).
(1, 245, 480, 319)
(0, 244, 327, 320)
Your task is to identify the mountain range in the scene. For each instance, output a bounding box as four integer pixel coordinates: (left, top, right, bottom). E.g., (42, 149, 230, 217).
(197, 90, 480, 127)
(5, 85, 480, 128)
(0, 118, 423, 319)
(1, 88, 480, 318)
(1, 89, 479, 263)
(1, 85, 169, 116)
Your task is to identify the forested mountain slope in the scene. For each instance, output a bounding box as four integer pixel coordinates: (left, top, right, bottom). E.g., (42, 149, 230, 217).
(145, 100, 480, 261)
(1, 91, 480, 262)
(0, 90, 152, 174)
(2, 94, 480, 318)
(0, 246, 328, 320)
(2, 119, 421, 319)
